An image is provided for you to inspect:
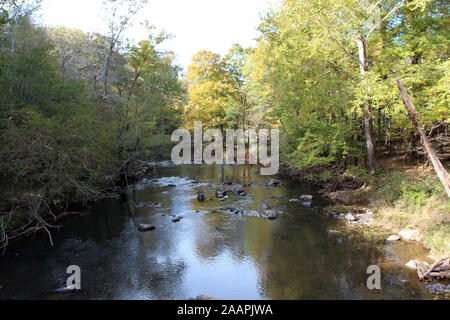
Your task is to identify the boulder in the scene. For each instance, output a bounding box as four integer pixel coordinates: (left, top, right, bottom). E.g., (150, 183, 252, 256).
(387, 235, 401, 242)
(172, 218, 181, 223)
(398, 230, 420, 242)
(302, 202, 313, 208)
(405, 260, 418, 269)
(215, 189, 227, 198)
(262, 210, 279, 220)
(138, 224, 156, 232)
(289, 199, 300, 203)
(231, 187, 246, 196)
(244, 211, 261, 218)
(300, 195, 314, 202)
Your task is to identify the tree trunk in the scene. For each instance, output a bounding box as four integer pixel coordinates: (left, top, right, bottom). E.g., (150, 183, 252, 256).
(397, 80, 450, 198)
(357, 37, 382, 174)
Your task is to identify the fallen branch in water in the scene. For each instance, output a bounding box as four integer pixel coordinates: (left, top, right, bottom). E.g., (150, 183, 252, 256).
(417, 257, 450, 281)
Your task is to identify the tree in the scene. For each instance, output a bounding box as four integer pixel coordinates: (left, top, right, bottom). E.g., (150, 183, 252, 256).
(184, 50, 234, 130)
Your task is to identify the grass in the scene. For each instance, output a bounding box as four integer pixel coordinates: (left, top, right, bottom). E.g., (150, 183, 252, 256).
(344, 162, 450, 259)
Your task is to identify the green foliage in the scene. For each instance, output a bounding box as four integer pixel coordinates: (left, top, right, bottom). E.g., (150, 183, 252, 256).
(241, 0, 449, 171)
(0, 7, 185, 235)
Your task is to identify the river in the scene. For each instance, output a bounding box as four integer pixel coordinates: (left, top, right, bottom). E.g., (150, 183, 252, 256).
(0, 164, 437, 299)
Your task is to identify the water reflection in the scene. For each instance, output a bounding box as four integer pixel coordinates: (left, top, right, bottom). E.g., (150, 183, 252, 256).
(0, 164, 436, 300)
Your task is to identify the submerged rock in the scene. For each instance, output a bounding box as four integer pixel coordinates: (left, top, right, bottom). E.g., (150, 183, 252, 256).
(126, 202, 158, 208)
(138, 224, 156, 232)
(425, 284, 450, 295)
(302, 202, 313, 208)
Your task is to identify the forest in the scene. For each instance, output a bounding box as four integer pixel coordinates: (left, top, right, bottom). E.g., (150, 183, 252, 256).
(0, 0, 448, 257)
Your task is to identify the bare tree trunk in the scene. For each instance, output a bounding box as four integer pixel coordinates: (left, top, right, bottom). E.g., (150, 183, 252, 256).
(357, 37, 382, 174)
(397, 80, 450, 198)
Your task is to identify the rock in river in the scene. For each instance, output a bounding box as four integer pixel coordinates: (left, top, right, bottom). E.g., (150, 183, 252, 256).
(138, 224, 156, 232)
(344, 213, 357, 222)
(231, 186, 246, 196)
(198, 191, 206, 202)
(261, 210, 279, 220)
(387, 235, 401, 242)
(216, 189, 227, 198)
(425, 284, 450, 295)
(300, 195, 314, 201)
(265, 179, 281, 187)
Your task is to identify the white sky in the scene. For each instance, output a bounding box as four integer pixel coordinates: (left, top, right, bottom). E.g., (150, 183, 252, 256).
(38, 0, 279, 71)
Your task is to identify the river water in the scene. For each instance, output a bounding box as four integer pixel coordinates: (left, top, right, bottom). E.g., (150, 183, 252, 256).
(0, 164, 438, 300)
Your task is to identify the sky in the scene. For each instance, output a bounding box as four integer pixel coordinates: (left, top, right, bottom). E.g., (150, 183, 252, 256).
(38, 0, 279, 71)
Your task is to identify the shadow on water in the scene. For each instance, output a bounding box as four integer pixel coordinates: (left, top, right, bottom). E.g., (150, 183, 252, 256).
(0, 164, 439, 300)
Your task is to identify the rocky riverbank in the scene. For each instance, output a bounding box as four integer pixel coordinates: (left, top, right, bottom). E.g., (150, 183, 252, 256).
(279, 163, 450, 293)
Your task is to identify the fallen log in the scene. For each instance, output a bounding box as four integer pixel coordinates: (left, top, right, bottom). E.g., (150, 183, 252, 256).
(397, 80, 450, 198)
(417, 257, 450, 281)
